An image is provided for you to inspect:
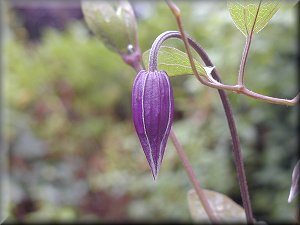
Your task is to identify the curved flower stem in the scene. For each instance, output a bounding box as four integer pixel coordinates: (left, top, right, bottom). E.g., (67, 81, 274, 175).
(188, 38, 254, 224)
(149, 28, 254, 223)
(189, 32, 254, 222)
(169, 129, 219, 223)
(149, 31, 241, 92)
(168, 1, 255, 223)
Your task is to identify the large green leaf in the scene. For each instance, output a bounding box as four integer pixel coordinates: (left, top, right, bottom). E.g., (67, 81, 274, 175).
(142, 46, 206, 77)
(187, 189, 246, 223)
(228, 0, 281, 37)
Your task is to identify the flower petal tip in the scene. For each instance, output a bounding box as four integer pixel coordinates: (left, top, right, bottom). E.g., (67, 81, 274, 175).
(150, 165, 161, 180)
(152, 171, 158, 181)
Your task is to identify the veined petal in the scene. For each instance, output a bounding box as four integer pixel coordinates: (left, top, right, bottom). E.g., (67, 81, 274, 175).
(132, 70, 174, 179)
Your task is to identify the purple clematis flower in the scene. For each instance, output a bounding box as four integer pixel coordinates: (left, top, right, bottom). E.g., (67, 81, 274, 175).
(132, 70, 174, 179)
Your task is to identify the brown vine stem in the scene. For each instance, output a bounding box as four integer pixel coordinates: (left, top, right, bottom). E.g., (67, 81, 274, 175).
(195, 47, 255, 223)
(170, 129, 219, 223)
(238, 0, 260, 86)
(166, 1, 255, 223)
(150, 30, 256, 224)
(238, 35, 253, 86)
(165, 0, 299, 107)
(162, 30, 255, 224)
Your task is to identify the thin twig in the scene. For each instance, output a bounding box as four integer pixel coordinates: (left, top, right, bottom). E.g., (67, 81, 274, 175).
(159, 29, 255, 224)
(186, 36, 255, 224)
(166, 1, 255, 223)
(163, 1, 299, 107)
(238, 35, 253, 86)
(238, 0, 261, 85)
(170, 129, 219, 223)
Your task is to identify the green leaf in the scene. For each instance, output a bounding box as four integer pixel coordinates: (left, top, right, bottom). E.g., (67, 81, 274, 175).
(228, 0, 281, 37)
(142, 46, 206, 77)
(187, 189, 246, 223)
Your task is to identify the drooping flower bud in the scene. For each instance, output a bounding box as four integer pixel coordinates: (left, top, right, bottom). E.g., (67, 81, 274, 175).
(132, 70, 174, 179)
(81, 0, 138, 55)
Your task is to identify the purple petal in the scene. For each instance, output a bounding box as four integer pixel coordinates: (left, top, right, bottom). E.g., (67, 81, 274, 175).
(132, 70, 174, 179)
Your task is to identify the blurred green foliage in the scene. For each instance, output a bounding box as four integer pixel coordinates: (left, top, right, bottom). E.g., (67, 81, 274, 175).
(4, 2, 298, 223)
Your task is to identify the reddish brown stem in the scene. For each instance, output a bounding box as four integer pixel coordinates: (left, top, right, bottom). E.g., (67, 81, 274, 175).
(170, 130, 219, 223)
